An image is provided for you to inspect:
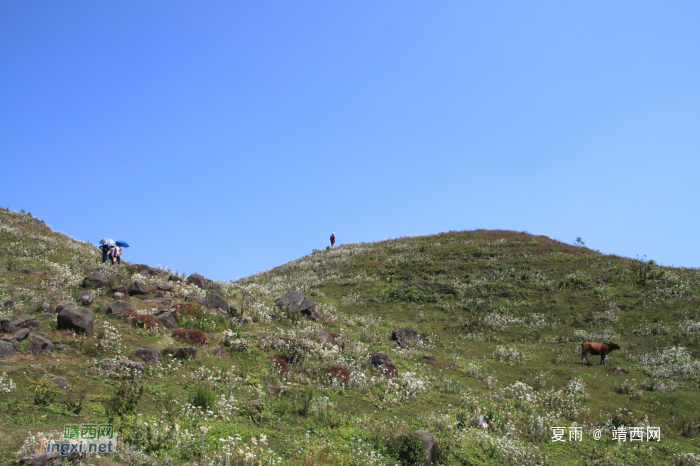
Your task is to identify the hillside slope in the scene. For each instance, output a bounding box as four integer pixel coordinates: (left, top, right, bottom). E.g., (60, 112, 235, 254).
(1, 208, 699, 465)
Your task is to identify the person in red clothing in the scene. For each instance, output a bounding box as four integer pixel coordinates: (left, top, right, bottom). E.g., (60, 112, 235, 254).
(330, 232, 336, 247)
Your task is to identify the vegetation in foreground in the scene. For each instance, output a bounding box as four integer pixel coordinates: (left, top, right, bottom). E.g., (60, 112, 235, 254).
(1, 206, 700, 465)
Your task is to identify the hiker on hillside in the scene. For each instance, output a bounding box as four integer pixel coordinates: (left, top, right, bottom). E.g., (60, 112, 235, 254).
(330, 232, 336, 247)
(109, 245, 121, 265)
(100, 244, 110, 264)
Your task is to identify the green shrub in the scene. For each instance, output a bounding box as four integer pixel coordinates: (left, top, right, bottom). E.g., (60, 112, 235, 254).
(192, 386, 216, 410)
(385, 433, 424, 466)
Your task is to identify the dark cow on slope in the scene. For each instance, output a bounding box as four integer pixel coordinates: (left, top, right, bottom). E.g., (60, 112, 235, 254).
(581, 341, 621, 365)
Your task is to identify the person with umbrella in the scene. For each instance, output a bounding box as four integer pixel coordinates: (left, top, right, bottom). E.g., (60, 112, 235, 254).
(99, 239, 115, 264)
(113, 241, 129, 265)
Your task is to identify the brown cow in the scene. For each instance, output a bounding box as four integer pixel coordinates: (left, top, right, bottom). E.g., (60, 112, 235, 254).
(581, 341, 621, 365)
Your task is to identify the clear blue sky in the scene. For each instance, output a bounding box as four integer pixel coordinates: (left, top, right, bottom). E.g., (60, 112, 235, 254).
(1, 1, 698, 280)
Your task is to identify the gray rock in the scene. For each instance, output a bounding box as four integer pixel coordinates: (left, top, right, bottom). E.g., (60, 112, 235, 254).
(369, 351, 398, 375)
(18, 452, 59, 466)
(0, 317, 17, 334)
(57, 307, 94, 335)
(127, 281, 149, 296)
(76, 290, 95, 306)
(0, 340, 15, 358)
(20, 268, 32, 274)
(100, 357, 145, 373)
(40, 374, 71, 390)
(30, 336, 54, 354)
(55, 301, 77, 314)
(39, 302, 50, 312)
(133, 264, 154, 276)
(156, 282, 173, 291)
(153, 310, 177, 329)
(172, 346, 197, 359)
(98, 304, 109, 313)
(59, 344, 68, 351)
(168, 274, 182, 282)
(132, 346, 160, 364)
(111, 285, 128, 293)
(318, 329, 331, 343)
(186, 295, 205, 305)
(210, 345, 226, 357)
(4, 299, 19, 309)
(415, 430, 439, 466)
(187, 273, 206, 289)
(29, 332, 50, 339)
(392, 327, 421, 342)
(203, 294, 230, 311)
(113, 292, 126, 300)
(83, 272, 109, 288)
(275, 291, 316, 317)
(12, 328, 30, 341)
(107, 300, 136, 315)
(389, 340, 406, 349)
(423, 355, 438, 365)
(11, 315, 38, 329)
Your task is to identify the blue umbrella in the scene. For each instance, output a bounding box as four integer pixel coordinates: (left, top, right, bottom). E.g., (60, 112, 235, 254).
(116, 241, 130, 248)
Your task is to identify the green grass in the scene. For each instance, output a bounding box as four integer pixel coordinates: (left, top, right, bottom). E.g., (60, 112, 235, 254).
(1, 208, 700, 465)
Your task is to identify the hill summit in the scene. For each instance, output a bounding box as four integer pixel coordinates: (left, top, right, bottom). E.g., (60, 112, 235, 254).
(1, 207, 700, 465)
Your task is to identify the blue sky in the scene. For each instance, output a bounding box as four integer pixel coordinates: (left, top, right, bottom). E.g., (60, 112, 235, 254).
(1, 1, 698, 281)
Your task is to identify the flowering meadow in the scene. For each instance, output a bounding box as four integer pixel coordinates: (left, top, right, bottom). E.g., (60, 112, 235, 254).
(1, 207, 700, 465)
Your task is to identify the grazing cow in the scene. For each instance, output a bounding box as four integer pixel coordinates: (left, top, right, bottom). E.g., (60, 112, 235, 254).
(581, 341, 621, 365)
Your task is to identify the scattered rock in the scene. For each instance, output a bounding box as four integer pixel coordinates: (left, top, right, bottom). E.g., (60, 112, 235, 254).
(100, 357, 145, 373)
(203, 294, 230, 312)
(106, 300, 136, 315)
(606, 366, 629, 375)
(210, 345, 226, 357)
(57, 307, 94, 335)
(133, 264, 155, 276)
(55, 301, 77, 314)
(155, 290, 165, 297)
(172, 346, 197, 359)
(389, 340, 406, 349)
(415, 430, 439, 466)
(30, 332, 50, 339)
(423, 355, 438, 365)
(127, 281, 149, 296)
(132, 346, 160, 364)
(186, 295, 205, 305)
(113, 292, 126, 300)
(3, 299, 19, 309)
(76, 290, 95, 306)
(0, 340, 15, 358)
(236, 316, 254, 326)
(30, 364, 42, 370)
(12, 328, 30, 341)
(306, 368, 318, 377)
(369, 351, 398, 376)
(187, 273, 206, 289)
(39, 303, 50, 312)
(21, 268, 32, 275)
(29, 336, 54, 354)
(111, 285, 128, 294)
(442, 364, 456, 370)
(98, 304, 109, 314)
(41, 374, 71, 390)
(153, 310, 177, 329)
(392, 327, 421, 342)
(317, 329, 340, 343)
(83, 272, 109, 288)
(275, 291, 316, 317)
(11, 315, 39, 329)
(18, 452, 59, 466)
(168, 274, 182, 282)
(59, 344, 68, 351)
(156, 282, 173, 291)
(173, 329, 208, 345)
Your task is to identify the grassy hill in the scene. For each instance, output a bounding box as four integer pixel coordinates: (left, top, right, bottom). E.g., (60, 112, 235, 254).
(1, 206, 699, 465)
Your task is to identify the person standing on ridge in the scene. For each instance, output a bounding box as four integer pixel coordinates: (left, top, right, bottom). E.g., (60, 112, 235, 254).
(330, 232, 336, 247)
